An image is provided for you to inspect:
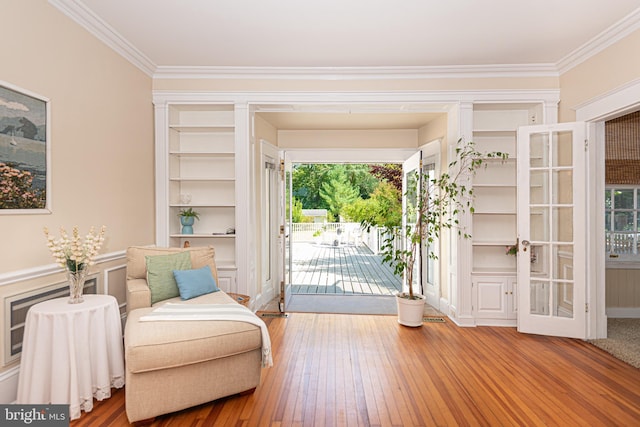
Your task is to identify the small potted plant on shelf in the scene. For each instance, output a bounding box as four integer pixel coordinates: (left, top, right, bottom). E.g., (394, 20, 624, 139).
(366, 139, 508, 327)
(178, 207, 199, 235)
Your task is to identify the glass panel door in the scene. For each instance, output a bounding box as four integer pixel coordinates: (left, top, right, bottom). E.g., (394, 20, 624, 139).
(402, 151, 422, 295)
(517, 123, 586, 338)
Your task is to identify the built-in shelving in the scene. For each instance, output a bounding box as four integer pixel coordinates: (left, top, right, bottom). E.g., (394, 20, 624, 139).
(470, 103, 544, 324)
(163, 104, 238, 270)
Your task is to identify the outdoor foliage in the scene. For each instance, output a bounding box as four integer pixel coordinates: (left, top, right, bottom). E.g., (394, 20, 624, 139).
(319, 167, 360, 221)
(342, 181, 402, 227)
(290, 197, 305, 223)
(292, 163, 400, 223)
(0, 162, 46, 209)
(369, 163, 402, 194)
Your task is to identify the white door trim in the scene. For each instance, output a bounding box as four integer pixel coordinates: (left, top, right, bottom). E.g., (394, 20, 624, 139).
(575, 79, 640, 339)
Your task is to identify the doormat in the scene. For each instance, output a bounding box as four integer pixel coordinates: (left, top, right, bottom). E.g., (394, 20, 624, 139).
(423, 317, 446, 323)
(261, 313, 289, 318)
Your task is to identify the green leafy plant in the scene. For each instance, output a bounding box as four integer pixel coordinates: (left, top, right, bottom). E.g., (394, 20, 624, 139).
(178, 207, 199, 220)
(367, 139, 508, 300)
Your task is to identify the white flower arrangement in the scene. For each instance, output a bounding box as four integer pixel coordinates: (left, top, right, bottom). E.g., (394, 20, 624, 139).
(44, 226, 106, 272)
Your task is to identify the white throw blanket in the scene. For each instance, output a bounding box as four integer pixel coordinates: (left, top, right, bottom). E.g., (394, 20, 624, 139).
(139, 303, 273, 367)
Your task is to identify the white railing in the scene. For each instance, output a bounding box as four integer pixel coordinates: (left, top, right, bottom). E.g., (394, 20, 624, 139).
(606, 232, 638, 254)
(289, 222, 400, 254)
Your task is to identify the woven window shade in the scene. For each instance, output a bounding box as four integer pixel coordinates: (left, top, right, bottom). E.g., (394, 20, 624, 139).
(606, 111, 640, 184)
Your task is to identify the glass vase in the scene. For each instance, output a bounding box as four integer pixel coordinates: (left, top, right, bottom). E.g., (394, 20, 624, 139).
(67, 266, 89, 304)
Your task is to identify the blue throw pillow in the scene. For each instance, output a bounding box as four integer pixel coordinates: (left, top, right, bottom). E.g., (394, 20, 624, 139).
(173, 265, 220, 300)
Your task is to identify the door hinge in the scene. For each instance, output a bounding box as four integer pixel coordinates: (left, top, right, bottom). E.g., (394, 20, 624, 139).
(584, 139, 588, 151)
(585, 303, 589, 313)
(279, 159, 285, 180)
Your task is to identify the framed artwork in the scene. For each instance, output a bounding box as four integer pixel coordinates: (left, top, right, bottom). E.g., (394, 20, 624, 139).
(0, 81, 51, 214)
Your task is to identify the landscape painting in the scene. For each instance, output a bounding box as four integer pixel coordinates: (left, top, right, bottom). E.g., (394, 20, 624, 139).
(0, 82, 50, 213)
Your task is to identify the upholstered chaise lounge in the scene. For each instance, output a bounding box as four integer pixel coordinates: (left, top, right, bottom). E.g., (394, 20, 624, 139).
(124, 246, 265, 423)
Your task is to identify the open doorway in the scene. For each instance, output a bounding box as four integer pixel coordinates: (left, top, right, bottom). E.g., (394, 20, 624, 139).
(285, 161, 403, 314)
(259, 138, 444, 316)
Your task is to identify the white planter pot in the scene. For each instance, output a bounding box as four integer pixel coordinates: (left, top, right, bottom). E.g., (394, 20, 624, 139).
(396, 292, 426, 327)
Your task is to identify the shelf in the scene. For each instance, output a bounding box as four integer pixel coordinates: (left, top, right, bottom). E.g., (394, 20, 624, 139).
(170, 233, 236, 238)
(472, 130, 517, 136)
(472, 268, 517, 275)
(472, 241, 516, 246)
(170, 177, 235, 182)
(472, 183, 516, 188)
(169, 151, 234, 157)
(170, 204, 235, 208)
(169, 125, 234, 132)
(216, 262, 237, 270)
(473, 210, 516, 215)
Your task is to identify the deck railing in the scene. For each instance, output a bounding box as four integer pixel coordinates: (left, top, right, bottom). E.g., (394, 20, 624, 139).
(606, 232, 639, 254)
(290, 222, 399, 254)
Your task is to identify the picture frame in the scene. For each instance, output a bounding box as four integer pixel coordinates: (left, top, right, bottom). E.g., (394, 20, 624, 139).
(0, 81, 51, 214)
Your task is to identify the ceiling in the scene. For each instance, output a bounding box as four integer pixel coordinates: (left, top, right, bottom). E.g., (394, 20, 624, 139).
(54, 1, 640, 130)
(67, 0, 640, 69)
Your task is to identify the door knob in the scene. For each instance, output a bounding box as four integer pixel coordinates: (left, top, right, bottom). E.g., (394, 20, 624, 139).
(521, 240, 530, 252)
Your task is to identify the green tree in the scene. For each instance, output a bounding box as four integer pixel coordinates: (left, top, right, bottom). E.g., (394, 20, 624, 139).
(319, 167, 360, 221)
(343, 182, 401, 227)
(292, 164, 382, 209)
(289, 197, 305, 223)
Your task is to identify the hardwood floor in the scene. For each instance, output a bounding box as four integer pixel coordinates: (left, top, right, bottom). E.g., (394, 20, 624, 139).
(71, 313, 640, 427)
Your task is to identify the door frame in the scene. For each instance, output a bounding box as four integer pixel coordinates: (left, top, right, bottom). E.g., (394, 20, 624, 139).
(576, 79, 640, 339)
(259, 139, 280, 310)
(420, 139, 442, 308)
(276, 148, 418, 311)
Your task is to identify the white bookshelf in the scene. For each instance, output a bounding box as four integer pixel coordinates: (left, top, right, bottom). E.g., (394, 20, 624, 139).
(470, 103, 543, 323)
(164, 104, 237, 269)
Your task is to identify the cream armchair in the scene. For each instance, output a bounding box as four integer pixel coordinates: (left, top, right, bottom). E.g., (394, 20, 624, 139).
(123, 246, 263, 422)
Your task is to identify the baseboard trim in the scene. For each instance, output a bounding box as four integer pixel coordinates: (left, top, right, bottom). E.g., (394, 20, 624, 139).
(606, 307, 640, 318)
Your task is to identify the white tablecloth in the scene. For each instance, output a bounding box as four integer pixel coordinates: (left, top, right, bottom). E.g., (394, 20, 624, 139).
(16, 294, 125, 420)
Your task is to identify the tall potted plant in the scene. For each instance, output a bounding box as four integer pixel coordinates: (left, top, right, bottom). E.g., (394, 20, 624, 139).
(374, 139, 507, 326)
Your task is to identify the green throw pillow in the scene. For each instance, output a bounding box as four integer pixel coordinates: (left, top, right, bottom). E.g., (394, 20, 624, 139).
(145, 251, 192, 304)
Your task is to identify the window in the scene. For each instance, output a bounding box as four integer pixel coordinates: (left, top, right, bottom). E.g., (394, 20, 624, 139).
(605, 187, 640, 257)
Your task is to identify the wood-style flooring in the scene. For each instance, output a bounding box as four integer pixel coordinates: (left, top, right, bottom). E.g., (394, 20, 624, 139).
(71, 313, 640, 427)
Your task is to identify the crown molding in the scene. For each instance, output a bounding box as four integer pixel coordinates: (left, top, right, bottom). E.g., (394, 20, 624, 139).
(557, 7, 640, 74)
(48, 0, 156, 76)
(152, 89, 560, 106)
(50, 0, 640, 80)
(152, 64, 559, 80)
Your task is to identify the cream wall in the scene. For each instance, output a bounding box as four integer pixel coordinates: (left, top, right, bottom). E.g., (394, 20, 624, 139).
(278, 129, 418, 149)
(559, 27, 640, 315)
(1, 0, 154, 274)
(0, 0, 154, 375)
(559, 27, 640, 121)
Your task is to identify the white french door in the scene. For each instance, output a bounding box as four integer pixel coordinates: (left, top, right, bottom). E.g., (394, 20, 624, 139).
(516, 122, 587, 339)
(402, 151, 422, 295)
(261, 141, 279, 307)
(279, 151, 293, 313)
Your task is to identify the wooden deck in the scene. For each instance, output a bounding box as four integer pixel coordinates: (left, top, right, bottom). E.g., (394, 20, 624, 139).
(290, 242, 401, 295)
